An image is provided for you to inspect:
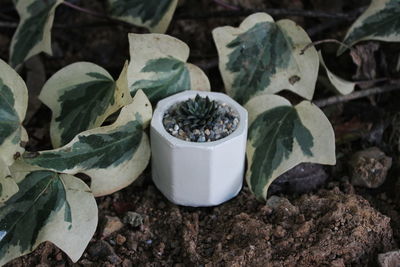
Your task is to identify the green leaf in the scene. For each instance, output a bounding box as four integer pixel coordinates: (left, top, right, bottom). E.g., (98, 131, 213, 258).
(39, 62, 131, 148)
(245, 94, 336, 200)
(319, 51, 356, 95)
(213, 13, 319, 104)
(10, 0, 63, 67)
(130, 57, 190, 104)
(0, 59, 28, 167)
(24, 90, 152, 196)
(339, 0, 400, 54)
(128, 33, 210, 104)
(0, 169, 97, 265)
(107, 0, 178, 33)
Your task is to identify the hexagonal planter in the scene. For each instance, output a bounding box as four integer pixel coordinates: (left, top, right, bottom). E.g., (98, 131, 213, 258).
(150, 91, 248, 207)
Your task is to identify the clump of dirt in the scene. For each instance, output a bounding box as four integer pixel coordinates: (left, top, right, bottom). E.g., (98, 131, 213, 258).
(208, 186, 395, 266)
(7, 178, 395, 267)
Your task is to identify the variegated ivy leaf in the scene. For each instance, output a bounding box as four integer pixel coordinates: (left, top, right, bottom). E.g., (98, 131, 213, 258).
(0, 160, 18, 203)
(23, 90, 152, 197)
(0, 59, 28, 167)
(128, 33, 210, 104)
(107, 0, 178, 33)
(319, 51, 356, 95)
(338, 0, 400, 54)
(10, 0, 63, 67)
(40, 62, 131, 148)
(245, 94, 336, 200)
(213, 13, 319, 105)
(0, 168, 97, 265)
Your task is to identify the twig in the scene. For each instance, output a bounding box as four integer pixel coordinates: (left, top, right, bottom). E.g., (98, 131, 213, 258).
(306, 7, 365, 37)
(314, 82, 400, 108)
(355, 77, 389, 85)
(300, 39, 353, 55)
(0, 21, 17, 28)
(213, 0, 240, 11)
(307, 20, 344, 37)
(62, 1, 108, 19)
(176, 8, 357, 20)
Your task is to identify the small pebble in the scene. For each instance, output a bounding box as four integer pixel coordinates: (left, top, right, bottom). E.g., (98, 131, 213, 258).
(116, 234, 126, 245)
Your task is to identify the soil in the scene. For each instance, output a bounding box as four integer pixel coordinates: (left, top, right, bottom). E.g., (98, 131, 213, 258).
(2, 0, 400, 266)
(6, 175, 397, 267)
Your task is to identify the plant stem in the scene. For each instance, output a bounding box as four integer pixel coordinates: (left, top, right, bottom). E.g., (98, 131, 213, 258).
(314, 82, 400, 108)
(300, 39, 353, 55)
(212, 0, 241, 11)
(62, 1, 107, 19)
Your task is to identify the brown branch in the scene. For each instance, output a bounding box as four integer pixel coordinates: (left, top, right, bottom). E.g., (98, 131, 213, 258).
(176, 7, 360, 20)
(0, 21, 17, 28)
(212, 0, 241, 11)
(306, 7, 365, 37)
(62, 1, 108, 19)
(314, 82, 400, 108)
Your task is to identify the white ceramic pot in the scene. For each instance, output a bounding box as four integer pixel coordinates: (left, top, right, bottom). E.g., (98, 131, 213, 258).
(150, 91, 248, 207)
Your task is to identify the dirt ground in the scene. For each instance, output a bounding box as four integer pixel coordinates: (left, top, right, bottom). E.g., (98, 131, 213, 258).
(2, 0, 400, 266)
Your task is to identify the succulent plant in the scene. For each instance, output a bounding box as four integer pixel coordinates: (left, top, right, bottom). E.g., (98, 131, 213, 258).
(176, 94, 219, 130)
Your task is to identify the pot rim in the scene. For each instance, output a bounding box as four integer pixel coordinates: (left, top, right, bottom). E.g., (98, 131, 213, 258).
(151, 90, 248, 148)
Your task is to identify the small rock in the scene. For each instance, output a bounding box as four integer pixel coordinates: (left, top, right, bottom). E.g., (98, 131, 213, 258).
(123, 211, 143, 227)
(378, 250, 400, 267)
(79, 259, 94, 266)
(116, 234, 126, 245)
(349, 147, 392, 188)
(269, 163, 328, 195)
(88, 240, 115, 259)
(197, 136, 206, 142)
(122, 259, 133, 267)
(101, 216, 124, 238)
(55, 253, 63, 261)
(331, 258, 345, 267)
(174, 124, 179, 131)
(266, 196, 299, 219)
(204, 129, 211, 136)
(273, 225, 286, 238)
(107, 254, 122, 264)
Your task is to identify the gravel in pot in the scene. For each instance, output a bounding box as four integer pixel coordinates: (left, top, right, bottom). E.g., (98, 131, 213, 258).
(162, 94, 239, 142)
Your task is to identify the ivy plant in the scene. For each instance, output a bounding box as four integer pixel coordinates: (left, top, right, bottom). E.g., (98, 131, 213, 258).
(2, 0, 399, 263)
(213, 12, 319, 105)
(319, 52, 356, 95)
(0, 28, 212, 263)
(213, 13, 336, 200)
(0, 59, 28, 167)
(40, 62, 131, 148)
(9, 0, 179, 67)
(10, 0, 63, 67)
(128, 33, 210, 104)
(0, 55, 152, 264)
(107, 0, 178, 33)
(338, 0, 400, 54)
(244, 95, 336, 200)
